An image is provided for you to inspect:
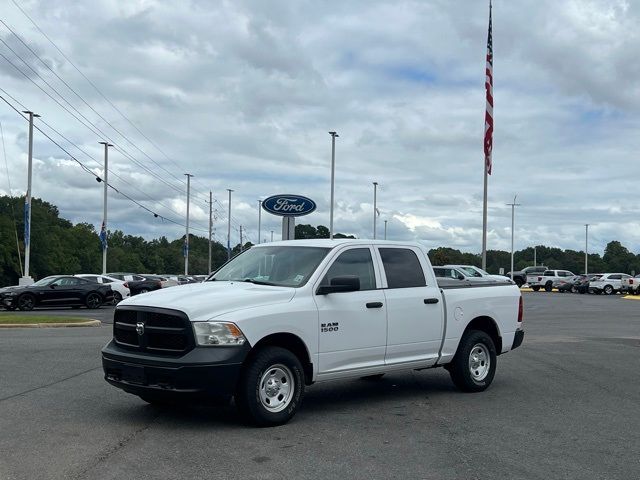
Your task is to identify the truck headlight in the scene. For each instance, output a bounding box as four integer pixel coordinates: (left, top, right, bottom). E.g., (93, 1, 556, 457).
(193, 322, 247, 346)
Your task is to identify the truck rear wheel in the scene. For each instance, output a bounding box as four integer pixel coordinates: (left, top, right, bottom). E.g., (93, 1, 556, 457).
(448, 330, 497, 392)
(235, 346, 305, 427)
(544, 282, 553, 292)
(531, 286, 540, 292)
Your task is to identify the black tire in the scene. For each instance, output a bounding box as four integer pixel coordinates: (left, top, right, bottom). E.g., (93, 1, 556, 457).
(448, 330, 497, 392)
(571, 286, 577, 293)
(515, 278, 524, 288)
(603, 285, 614, 295)
(17, 294, 35, 311)
(360, 373, 385, 381)
(544, 282, 553, 292)
(85, 292, 103, 309)
(532, 286, 540, 292)
(235, 346, 305, 427)
(4, 305, 16, 311)
(113, 291, 123, 304)
(139, 288, 149, 294)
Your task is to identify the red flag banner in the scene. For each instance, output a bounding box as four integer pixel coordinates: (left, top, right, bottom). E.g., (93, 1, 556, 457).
(484, 3, 493, 175)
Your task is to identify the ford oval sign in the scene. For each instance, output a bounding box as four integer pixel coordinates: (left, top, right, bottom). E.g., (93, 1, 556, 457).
(262, 194, 316, 217)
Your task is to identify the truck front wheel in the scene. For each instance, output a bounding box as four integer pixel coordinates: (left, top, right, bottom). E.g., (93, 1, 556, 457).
(531, 286, 540, 292)
(448, 330, 497, 392)
(235, 346, 305, 427)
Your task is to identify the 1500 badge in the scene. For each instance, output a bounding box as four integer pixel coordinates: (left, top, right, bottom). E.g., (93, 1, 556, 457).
(321, 322, 339, 333)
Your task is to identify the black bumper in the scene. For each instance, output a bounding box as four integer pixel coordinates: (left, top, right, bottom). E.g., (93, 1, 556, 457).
(511, 330, 524, 350)
(102, 340, 250, 398)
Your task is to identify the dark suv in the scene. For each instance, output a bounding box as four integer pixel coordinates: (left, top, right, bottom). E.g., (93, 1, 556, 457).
(506, 266, 548, 288)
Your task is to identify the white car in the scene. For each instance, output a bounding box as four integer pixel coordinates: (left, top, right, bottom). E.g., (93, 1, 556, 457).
(75, 274, 131, 303)
(102, 239, 524, 426)
(445, 264, 511, 282)
(589, 273, 632, 295)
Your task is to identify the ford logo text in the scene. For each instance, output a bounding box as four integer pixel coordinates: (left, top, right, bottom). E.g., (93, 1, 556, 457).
(262, 195, 317, 217)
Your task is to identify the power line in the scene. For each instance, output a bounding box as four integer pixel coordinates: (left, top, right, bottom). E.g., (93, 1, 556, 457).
(0, 93, 210, 234)
(0, 119, 24, 275)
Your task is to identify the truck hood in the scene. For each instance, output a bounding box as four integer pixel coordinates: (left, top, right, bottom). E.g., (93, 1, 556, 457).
(117, 281, 296, 321)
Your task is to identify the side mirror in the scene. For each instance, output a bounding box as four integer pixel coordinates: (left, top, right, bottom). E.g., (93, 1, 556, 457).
(49, 284, 57, 289)
(457, 274, 466, 281)
(317, 275, 361, 295)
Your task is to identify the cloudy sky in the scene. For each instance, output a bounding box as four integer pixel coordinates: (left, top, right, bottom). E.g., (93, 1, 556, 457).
(1, 0, 639, 254)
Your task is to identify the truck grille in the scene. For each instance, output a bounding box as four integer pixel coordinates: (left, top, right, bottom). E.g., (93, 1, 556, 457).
(113, 308, 193, 355)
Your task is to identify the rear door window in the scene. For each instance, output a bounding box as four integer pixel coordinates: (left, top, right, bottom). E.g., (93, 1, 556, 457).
(379, 248, 426, 288)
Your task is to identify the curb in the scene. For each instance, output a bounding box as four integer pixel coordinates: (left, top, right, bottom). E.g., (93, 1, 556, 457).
(622, 296, 640, 301)
(0, 319, 102, 329)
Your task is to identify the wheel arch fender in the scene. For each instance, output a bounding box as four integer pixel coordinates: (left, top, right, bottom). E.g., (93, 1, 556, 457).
(460, 316, 502, 356)
(246, 332, 314, 385)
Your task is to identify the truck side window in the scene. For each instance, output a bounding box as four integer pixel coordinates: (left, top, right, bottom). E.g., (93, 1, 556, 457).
(321, 248, 376, 291)
(379, 248, 426, 288)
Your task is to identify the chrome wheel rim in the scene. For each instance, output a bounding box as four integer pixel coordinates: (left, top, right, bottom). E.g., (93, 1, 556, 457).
(469, 343, 490, 381)
(87, 294, 100, 308)
(259, 364, 294, 413)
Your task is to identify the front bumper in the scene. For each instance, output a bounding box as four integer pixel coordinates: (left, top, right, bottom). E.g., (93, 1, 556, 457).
(511, 330, 524, 350)
(102, 340, 251, 398)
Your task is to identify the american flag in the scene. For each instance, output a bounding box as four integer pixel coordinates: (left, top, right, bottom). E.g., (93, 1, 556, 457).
(484, 2, 493, 175)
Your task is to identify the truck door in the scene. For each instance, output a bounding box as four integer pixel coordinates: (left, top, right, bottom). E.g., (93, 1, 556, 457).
(376, 246, 443, 366)
(314, 246, 387, 376)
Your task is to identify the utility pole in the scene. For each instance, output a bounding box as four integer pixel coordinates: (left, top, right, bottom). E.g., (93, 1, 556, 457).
(585, 224, 589, 274)
(329, 131, 338, 239)
(20, 110, 39, 285)
(384, 220, 388, 240)
(184, 174, 193, 275)
(208, 190, 213, 274)
(270, 230, 274, 242)
(99, 141, 113, 275)
(227, 189, 233, 260)
(506, 195, 521, 281)
(372, 182, 378, 239)
(257, 200, 262, 244)
(534, 246, 537, 267)
(240, 225, 243, 252)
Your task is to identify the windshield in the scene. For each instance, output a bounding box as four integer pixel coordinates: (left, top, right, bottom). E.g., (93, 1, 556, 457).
(460, 266, 484, 277)
(32, 276, 57, 287)
(210, 246, 331, 287)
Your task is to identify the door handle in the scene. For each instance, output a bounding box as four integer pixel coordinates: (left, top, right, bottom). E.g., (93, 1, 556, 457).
(366, 302, 383, 309)
(424, 298, 439, 304)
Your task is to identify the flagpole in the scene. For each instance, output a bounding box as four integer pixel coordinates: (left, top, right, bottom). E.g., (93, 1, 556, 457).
(481, 0, 493, 270)
(482, 169, 488, 269)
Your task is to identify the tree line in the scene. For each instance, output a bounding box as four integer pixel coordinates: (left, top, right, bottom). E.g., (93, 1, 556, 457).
(1, 195, 639, 286)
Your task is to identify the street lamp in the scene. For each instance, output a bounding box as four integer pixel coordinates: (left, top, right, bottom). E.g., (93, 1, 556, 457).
(329, 131, 338, 239)
(373, 182, 378, 239)
(506, 195, 521, 281)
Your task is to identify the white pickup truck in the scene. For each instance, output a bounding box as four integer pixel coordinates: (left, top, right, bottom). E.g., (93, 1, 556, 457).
(102, 240, 524, 426)
(527, 269, 575, 292)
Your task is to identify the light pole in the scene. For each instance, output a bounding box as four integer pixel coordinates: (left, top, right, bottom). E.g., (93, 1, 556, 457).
(99, 141, 113, 275)
(258, 200, 262, 244)
(372, 182, 378, 239)
(534, 246, 537, 266)
(21, 110, 40, 285)
(384, 220, 388, 240)
(585, 224, 589, 274)
(329, 131, 338, 239)
(270, 230, 274, 242)
(506, 195, 521, 281)
(208, 190, 213, 274)
(240, 225, 243, 252)
(184, 174, 193, 275)
(227, 189, 233, 260)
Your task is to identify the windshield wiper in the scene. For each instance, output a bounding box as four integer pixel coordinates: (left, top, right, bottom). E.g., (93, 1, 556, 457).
(241, 278, 276, 286)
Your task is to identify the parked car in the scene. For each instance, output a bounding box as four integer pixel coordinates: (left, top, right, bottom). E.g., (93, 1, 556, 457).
(103, 239, 524, 426)
(589, 273, 632, 295)
(141, 274, 179, 288)
(0, 275, 113, 311)
(75, 274, 130, 303)
(507, 266, 547, 288)
(107, 273, 163, 296)
(553, 275, 583, 293)
(620, 274, 640, 295)
(572, 274, 601, 294)
(445, 265, 510, 282)
(528, 270, 575, 292)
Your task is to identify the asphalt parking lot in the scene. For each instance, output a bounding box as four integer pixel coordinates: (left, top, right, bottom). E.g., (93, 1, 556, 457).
(1, 292, 639, 480)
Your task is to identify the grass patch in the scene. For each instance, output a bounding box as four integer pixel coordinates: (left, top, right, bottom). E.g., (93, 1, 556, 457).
(0, 315, 93, 324)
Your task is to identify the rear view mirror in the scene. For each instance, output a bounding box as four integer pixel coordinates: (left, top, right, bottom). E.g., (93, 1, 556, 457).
(317, 275, 360, 295)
